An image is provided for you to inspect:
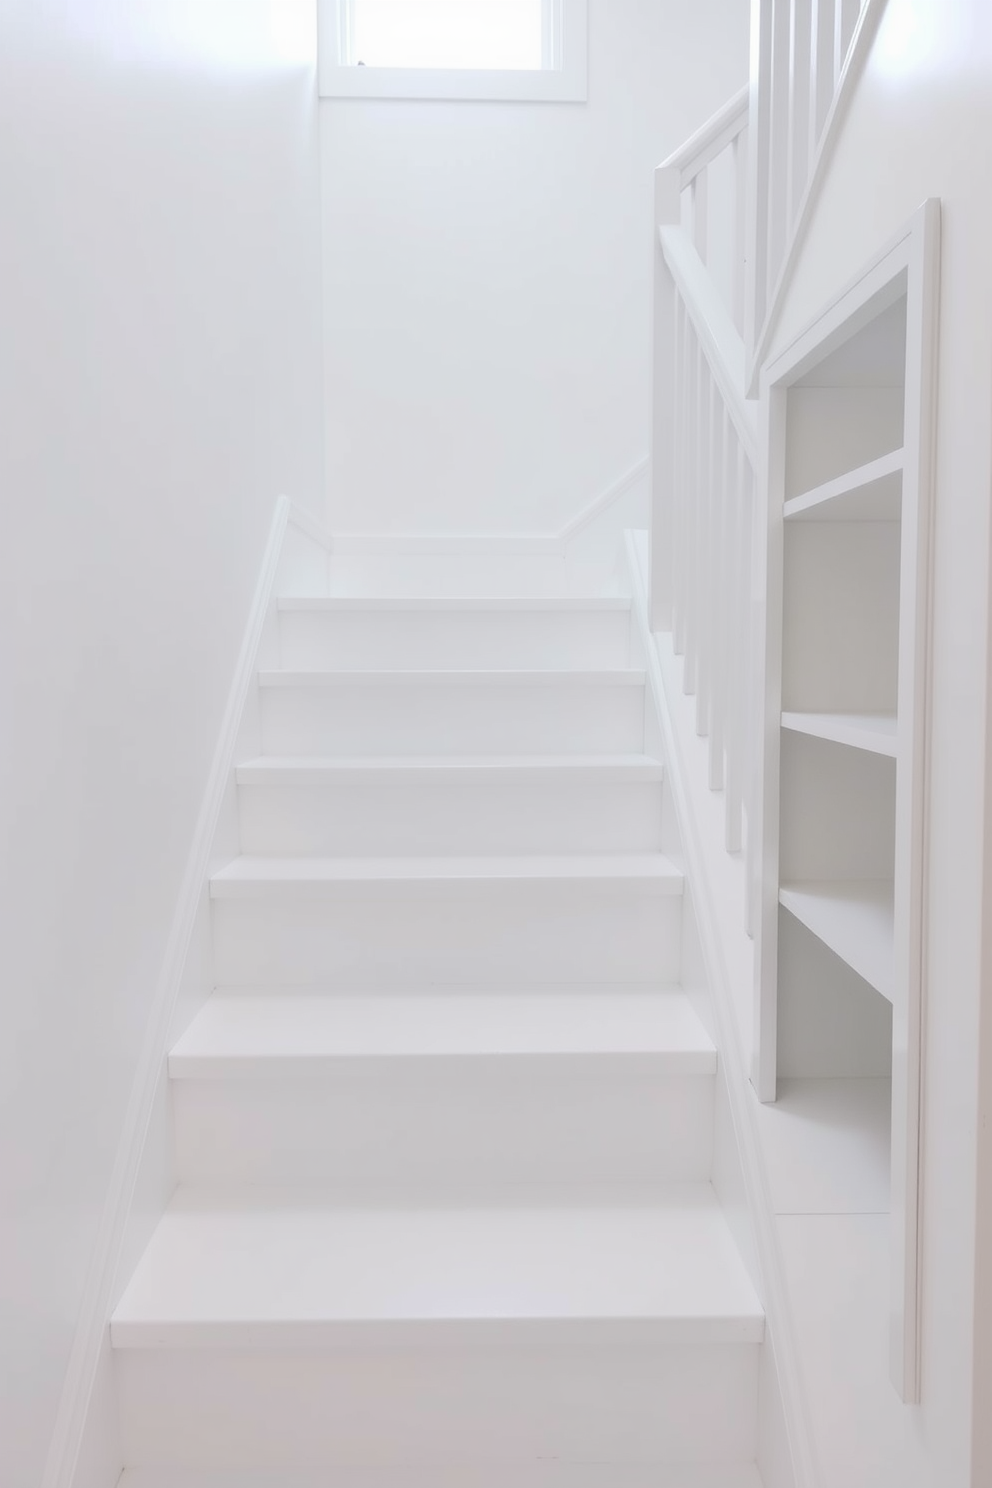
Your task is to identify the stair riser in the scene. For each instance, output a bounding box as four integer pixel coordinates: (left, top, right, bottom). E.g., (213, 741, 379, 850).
(259, 683, 645, 756)
(279, 610, 631, 671)
(172, 1063, 714, 1186)
(211, 893, 683, 987)
(237, 781, 663, 856)
(116, 1340, 759, 1470)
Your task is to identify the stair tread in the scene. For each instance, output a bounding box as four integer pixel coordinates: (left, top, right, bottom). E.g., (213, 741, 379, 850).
(209, 854, 684, 898)
(169, 988, 715, 1073)
(237, 753, 664, 783)
(119, 1466, 765, 1487)
(259, 669, 646, 687)
(278, 596, 633, 612)
(111, 1183, 764, 1345)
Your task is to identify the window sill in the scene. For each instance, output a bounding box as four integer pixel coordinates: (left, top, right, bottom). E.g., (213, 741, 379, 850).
(318, 63, 586, 103)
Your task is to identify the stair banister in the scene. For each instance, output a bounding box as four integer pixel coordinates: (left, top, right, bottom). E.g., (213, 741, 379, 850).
(745, 0, 890, 390)
(651, 142, 760, 926)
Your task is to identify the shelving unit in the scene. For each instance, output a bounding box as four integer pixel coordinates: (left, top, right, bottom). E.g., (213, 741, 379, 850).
(778, 879, 894, 1002)
(780, 712, 897, 756)
(755, 203, 940, 1404)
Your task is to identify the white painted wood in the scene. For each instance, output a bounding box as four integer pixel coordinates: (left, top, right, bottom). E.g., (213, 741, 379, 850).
(753, 1076, 890, 1215)
(170, 989, 715, 1071)
(661, 85, 749, 188)
(779, 880, 894, 1002)
(278, 599, 632, 671)
(624, 532, 812, 1486)
(236, 757, 664, 856)
(745, 0, 890, 391)
(781, 712, 896, 756)
(112, 1184, 764, 1345)
(783, 447, 903, 521)
(171, 998, 717, 1187)
(118, 1467, 768, 1488)
(209, 852, 683, 899)
(259, 670, 647, 756)
(211, 872, 684, 987)
(758, 205, 940, 1402)
(116, 1338, 760, 1472)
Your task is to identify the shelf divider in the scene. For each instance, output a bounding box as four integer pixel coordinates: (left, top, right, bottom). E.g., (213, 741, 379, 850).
(784, 448, 904, 523)
(781, 712, 898, 757)
(779, 879, 895, 1002)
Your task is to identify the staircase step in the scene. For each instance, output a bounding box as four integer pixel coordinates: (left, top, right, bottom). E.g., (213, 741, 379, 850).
(169, 990, 716, 1186)
(112, 1187, 762, 1470)
(235, 755, 665, 855)
(258, 670, 646, 756)
(112, 1184, 763, 1346)
(169, 988, 713, 1072)
(209, 856, 684, 986)
(209, 853, 683, 899)
(118, 1468, 767, 1488)
(277, 596, 632, 670)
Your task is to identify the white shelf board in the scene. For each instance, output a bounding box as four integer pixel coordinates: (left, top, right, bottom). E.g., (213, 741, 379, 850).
(781, 712, 897, 757)
(779, 879, 894, 1002)
(784, 448, 904, 522)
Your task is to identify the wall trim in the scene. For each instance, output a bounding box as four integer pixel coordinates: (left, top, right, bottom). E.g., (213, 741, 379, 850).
(330, 457, 648, 557)
(746, 0, 890, 396)
(42, 495, 291, 1488)
(624, 526, 818, 1488)
(288, 500, 334, 551)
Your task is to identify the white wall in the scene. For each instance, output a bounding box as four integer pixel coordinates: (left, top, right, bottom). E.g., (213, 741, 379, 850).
(320, 0, 750, 536)
(767, 3, 992, 1483)
(0, 4, 324, 1486)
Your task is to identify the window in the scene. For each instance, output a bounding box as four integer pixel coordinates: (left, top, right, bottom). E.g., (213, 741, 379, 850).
(318, 0, 587, 102)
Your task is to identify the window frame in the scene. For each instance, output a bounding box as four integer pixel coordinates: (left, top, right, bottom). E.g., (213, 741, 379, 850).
(317, 0, 587, 102)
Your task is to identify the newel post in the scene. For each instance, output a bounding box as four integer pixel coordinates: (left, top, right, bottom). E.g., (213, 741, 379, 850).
(649, 165, 682, 634)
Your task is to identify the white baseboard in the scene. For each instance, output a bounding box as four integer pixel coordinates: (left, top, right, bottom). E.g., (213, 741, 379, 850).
(623, 528, 808, 1488)
(44, 496, 292, 1488)
(329, 458, 649, 559)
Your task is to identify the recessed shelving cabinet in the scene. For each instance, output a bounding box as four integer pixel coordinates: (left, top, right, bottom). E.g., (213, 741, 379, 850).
(755, 205, 940, 1404)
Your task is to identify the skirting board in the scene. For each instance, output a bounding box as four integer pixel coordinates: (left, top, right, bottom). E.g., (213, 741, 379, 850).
(623, 528, 808, 1488)
(330, 458, 649, 557)
(43, 495, 296, 1488)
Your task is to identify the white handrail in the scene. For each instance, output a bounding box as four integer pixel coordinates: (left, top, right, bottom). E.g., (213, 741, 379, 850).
(661, 86, 749, 188)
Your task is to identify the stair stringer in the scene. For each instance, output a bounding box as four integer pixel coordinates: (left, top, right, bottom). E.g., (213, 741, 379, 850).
(624, 528, 806, 1488)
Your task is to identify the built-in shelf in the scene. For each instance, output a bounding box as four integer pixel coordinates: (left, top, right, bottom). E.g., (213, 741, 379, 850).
(784, 449, 904, 523)
(781, 712, 898, 757)
(779, 879, 894, 1003)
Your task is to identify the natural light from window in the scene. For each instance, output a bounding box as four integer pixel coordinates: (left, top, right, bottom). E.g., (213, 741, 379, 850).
(349, 0, 544, 71)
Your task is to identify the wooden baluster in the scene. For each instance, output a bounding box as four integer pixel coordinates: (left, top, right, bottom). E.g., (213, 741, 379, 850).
(810, 0, 836, 152)
(650, 165, 681, 632)
(683, 333, 700, 695)
(725, 437, 746, 853)
(671, 296, 687, 651)
(788, 0, 812, 231)
(695, 365, 713, 736)
(767, 0, 794, 294)
(690, 168, 709, 266)
(733, 125, 748, 336)
(708, 398, 728, 790)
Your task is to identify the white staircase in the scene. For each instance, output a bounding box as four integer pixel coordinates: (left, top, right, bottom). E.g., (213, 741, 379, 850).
(112, 575, 765, 1485)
